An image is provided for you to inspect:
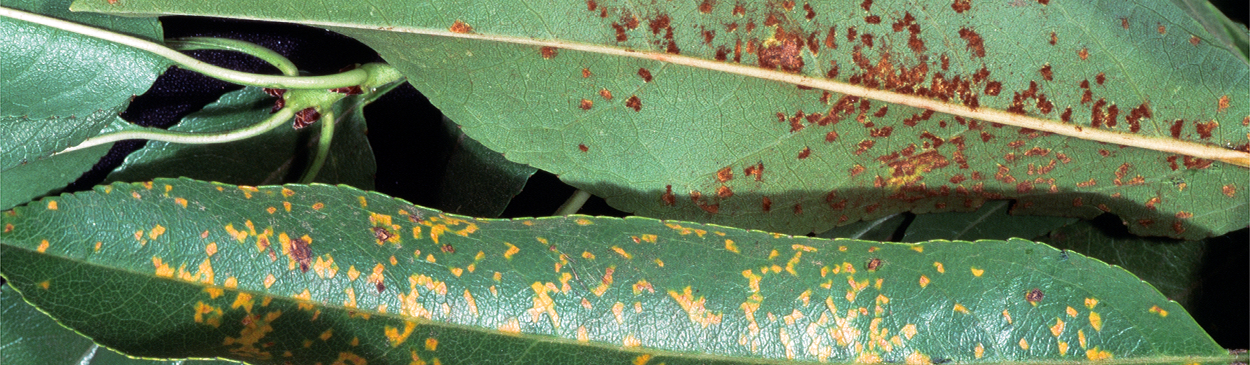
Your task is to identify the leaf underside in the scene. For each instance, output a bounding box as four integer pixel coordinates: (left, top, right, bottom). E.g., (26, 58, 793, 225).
(0, 178, 1226, 365)
(72, 0, 1250, 239)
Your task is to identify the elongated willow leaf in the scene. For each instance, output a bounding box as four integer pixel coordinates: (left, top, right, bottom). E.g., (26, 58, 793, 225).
(1, 178, 1232, 365)
(0, 0, 169, 209)
(71, 0, 1250, 239)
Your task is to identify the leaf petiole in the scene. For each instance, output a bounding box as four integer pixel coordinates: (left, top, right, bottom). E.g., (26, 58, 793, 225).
(298, 109, 336, 184)
(165, 37, 299, 77)
(57, 107, 299, 154)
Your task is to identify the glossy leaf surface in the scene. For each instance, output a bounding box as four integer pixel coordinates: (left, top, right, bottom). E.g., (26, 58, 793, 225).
(1, 286, 235, 365)
(72, 0, 1250, 239)
(1, 178, 1228, 365)
(1, 0, 168, 174)
(104, 87, 377, 189)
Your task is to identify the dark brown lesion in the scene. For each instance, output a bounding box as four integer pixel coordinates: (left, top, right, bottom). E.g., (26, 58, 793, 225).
(291, 237, 312, 273)
(372, 227, 394, 242)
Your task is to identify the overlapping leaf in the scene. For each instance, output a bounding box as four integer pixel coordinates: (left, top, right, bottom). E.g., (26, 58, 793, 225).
(72, 0, 1250, 239)
(1, 0, 170, 208)
(0, 178, 1231, 364)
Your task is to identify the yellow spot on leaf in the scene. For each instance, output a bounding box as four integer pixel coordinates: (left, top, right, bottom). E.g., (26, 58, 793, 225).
(527, 281, 561, 328)
(970, 266, 984, 277)
(38, 280, 50, 289)
(1018, 338, 1029, 350)
(357, 196, 368, 207)
(901, 323, 917, 339)
(665, 223, 706, 237)
(263, 274, 276, 289)
(668, 286, 723, 328)
(295, 289, 311, 301)
(224, 277, 238, 288)
(135, 230, 144, 242)
(1089, 311, 1102, 331)
(918, 275, 930, 288)
(344, 287, 357, 308)
(385, 321, 417, 347)
(346, 265, 360, 281)
(633, 354, 652, 365)
(46, 200, 57, 210)
(36, 239, 49, 253)
(132, 191, 142, 200)
(792, 244, 817, 252)
(785, 252, 803, 276)
(725, 239, 739, 253)
(1079, 329, 1087, 349)
(450, 267, 463, 277)
(743, 269, 763, 293)
(499, 317, 521, 334)
(193, 301, 223, 328)
(1086, 347, 1113, 361)
(504, 242, 520, 259)
(906, 351, 930, 365)
(232, 292, 255, 313)
(1067, 306, 1079, 317)
(611, 245, 632, 259)
(933, 262, 945, 273)
(1002, 310, 1013, 324)
(910, 245, 923, 252)
(592, 266, 615, 296)
(204, 287, 224, 299)
(318, 329, 333, 341)
(780, 327, 795, 359)
(391, 255, 400, 265)
(1051, 318, 1065, 337)
(175, 198, 188, 208)
(612, 302, 625, 324)
(953, 303, 969, 314)
(577, 326, 589, 342)
(314, 255, 338, 279)
(782, 309, 804, 325)
(640, 234, 657, 243)
(1085, 297, 1099, 309)
(975, 343, 985, 359)
(224, 224, 247, 242)
(623, 333, 642, 347)
(94, 241, 102, 252)
(633, 279, 655, 295)
(654, 259, 664, 267)
(280, 188, 295, 197)
(266, 206, 276, 214)
(283, 201, 291, 212)
(312, 202, 324, 210)
(1149, 305, 1168, 317)
(153, 257, 174, 277)
(332, 351, 367, 365)
(463, 289, 479, 317)
(1059, 341, 1069, 354)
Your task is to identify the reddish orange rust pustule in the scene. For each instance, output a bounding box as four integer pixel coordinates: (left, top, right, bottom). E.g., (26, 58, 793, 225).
(866, 258, 882, 271)
(581, 68, 591, 78)
(578, 144, 589, 152)
(798, 147, 812, 159)
(861, 0, 874, 11)
(1078, 48, 1089, 60)
(1049, 31, 1057, 45)
(1217, 95, 1230, 112)
(716, 166, 733, 182)
(1026, 288, 1044, 303)
(638, 68, 653, 82)
(599, 89, 613, 100)
(625, 96, 642, 111)
(1189, 35, 1200, 45)
(958, 28, 985, 57)
(442, 244, 455, 253)
(292, 237, 312, 273)
(717, 186, 734, 198)
(951, 0, 971, 13)
(1040, 64, 1053, 81)
(540, 47, 557, 59)
(793, 203, 803, 215)
(449, 20, 473, 34)
(744, 163, 764, 181)
(661, 185, 676, 206)
(699, 0, 714, 13)
(579, 99, 593, 110)
(761, 196, 772, 212)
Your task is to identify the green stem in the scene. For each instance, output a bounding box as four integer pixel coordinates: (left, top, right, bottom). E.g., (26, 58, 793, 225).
(0, 6, 365, 89)
(58, 107, 298, 154)
(298, 110, 336, 184)
(166, 37, 299, 77)
(554, 190, 592, 216)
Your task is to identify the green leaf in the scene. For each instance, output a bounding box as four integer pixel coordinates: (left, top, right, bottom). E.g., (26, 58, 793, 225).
(438, 116, 537, 217)
(104, 87, 376, 189)
(1, 286, 236, 365)
(902, 200, 1077, 242)
(814, 212, 906, 241)
(1, 178, 1230, 364)
(74, 0, 1250, 239)
(0, 142, 110, 210)
(1, 0, 169, 173)
(1037, 219, 1208, 308)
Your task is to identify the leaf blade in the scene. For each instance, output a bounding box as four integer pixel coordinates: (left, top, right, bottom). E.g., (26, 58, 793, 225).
(0, 178, 1227, 364)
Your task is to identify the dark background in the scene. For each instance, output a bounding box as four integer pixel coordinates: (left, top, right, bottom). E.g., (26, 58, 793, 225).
(53, 1, 1250, 350)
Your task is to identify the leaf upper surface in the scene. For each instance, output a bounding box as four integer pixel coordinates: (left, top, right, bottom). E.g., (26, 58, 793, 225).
(70, 0, 1250, 239)
(1, 0, 169, 171)
(0, 178, 1228, 364)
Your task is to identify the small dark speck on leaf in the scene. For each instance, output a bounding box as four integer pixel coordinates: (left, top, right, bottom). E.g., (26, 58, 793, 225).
(1026, 288, 1044, 303)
